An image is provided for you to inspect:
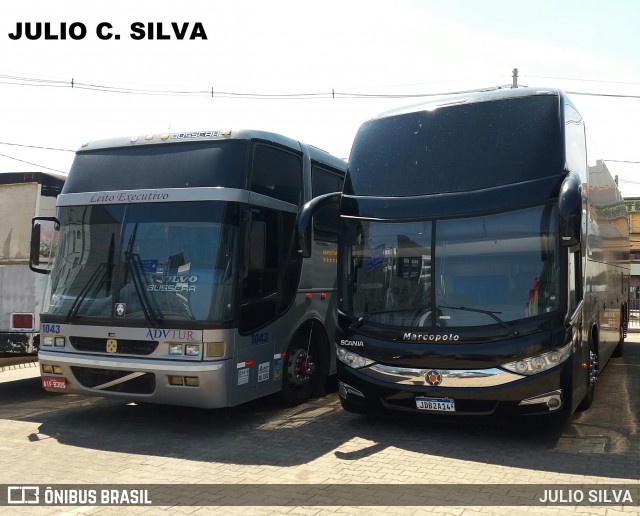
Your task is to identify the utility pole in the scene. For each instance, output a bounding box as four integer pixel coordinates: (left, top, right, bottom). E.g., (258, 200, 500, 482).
(511, 68, 518, 88)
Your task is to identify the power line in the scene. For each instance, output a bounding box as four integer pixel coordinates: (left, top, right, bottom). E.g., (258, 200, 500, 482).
(1, 73, 512, 99)
(527, 74, 640, 87)
(0, 152, 67, 174)
(4, 71, 639, 100)
(566, 91, 640, 99)
(0, 141, 75, 152)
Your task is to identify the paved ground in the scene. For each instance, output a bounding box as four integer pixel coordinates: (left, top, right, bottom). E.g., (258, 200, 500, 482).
(0, 336, 638, 516)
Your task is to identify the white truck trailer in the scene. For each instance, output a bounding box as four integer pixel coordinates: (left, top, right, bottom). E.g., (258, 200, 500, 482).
(0, 172, 64, 356)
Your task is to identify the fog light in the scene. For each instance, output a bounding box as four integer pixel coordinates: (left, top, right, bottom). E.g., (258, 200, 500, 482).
(52, 365, 63, 374)
(547, 397, 561, 409)
(184, 376, 199, 387)
(42, 364, 53, 373)
(206, 341, 225, 357)
(185, 344, 200, 356)
(168, 375, 184, 386)
(338, 381, 365, 398)
(54, 337, 65, 347)
(169, 344, 183, 355)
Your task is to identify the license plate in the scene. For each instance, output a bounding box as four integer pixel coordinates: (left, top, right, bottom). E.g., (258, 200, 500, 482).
(416, 396, 455, 412)
(41, 376, 67, 390)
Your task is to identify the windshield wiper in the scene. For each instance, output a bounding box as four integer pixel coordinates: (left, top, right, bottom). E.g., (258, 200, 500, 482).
(123, 251, 162, 327)
(65, 262, 107, 322)
(66, 233, 116, 323)
(122, 223, 161, 327)
(437, 305, 519, 336)
(350, 307, 433, 330)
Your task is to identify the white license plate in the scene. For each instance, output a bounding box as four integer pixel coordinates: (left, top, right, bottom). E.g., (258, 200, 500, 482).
(416, 396, 455, 412)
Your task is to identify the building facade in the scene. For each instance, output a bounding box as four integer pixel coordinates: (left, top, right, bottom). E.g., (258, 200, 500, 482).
(624, 197, 640, 295)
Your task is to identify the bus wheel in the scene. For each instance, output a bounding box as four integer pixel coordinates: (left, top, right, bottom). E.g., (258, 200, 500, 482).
(577, 343, 598, 411)
(281, 338, 319, 406)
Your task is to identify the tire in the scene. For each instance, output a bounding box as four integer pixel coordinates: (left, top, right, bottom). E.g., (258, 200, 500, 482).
(577, 341, 598, 411)
(280, 331, 324, 406)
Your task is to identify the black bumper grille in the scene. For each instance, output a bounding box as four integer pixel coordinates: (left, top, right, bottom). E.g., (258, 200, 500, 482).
(71, 366, 155, 394)
(70, 337, 158, 356)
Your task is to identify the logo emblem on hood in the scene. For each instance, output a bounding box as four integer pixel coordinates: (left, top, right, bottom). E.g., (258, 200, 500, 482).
(424, 370, 442, 386)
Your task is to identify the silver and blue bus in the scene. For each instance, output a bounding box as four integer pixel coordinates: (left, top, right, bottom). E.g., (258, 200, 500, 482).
(31, 130, 345, 408)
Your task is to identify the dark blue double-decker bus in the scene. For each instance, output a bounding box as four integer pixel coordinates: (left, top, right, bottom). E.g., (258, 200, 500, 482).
(300, 88, 629, 419)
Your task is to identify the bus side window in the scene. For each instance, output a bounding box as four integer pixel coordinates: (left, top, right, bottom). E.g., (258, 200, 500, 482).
(568, 247, 582, 313)
(251, 144, 303, 206)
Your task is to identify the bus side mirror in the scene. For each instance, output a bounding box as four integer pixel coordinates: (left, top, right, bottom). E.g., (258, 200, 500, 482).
(296, 192, 341, 258)
(30, 217, 59, 274)
(30, 223, 41, 267)
(558, 173, 582, 248)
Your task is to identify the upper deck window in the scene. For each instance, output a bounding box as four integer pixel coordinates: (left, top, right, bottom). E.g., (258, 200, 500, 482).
(250, 144, 302, 206)
(347, 95, 564, 197)
(65, 141, 248, 193)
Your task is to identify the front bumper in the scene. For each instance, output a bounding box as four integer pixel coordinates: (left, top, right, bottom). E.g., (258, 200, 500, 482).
(38, 350, 230, 408)
(337, 360, 570, 418)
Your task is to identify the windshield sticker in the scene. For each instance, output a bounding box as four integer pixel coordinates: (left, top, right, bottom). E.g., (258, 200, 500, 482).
(322, 249, 337, 264)
(367, 244, 385, 271)
(146, 275, 199, 293)
(115, 303, 126, 317)
(147, 284, 197, 293)
(140, 259, 158, 273)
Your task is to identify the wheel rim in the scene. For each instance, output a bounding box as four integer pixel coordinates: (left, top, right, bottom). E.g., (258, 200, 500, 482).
(287, 348, 315, 386)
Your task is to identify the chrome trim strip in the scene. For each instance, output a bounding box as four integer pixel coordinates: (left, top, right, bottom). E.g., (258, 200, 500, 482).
(364, 363, 523, 387)
(94, 371, 146, 391)
(39, 350, 225, 373)
(519, 389, 562, 406)
(57, 187, 299, 213)
(339, 381, 364, 398)
(58, 187, 250, 206)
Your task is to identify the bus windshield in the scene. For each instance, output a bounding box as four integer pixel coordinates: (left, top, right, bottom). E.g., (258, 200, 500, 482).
(340, 204, 559, 329)
(46, 201, 239, 324)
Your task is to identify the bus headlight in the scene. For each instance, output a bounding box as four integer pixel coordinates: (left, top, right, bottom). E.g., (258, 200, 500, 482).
(184, 344, 200, 356)
(502, 342, 572, 376)
(168, 343, 183, 355)
(336, 346, 375, 369)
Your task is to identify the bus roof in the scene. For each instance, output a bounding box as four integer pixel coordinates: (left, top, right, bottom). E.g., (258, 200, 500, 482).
(374, 87, 568, 121)
(76, 129, 346, 170)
